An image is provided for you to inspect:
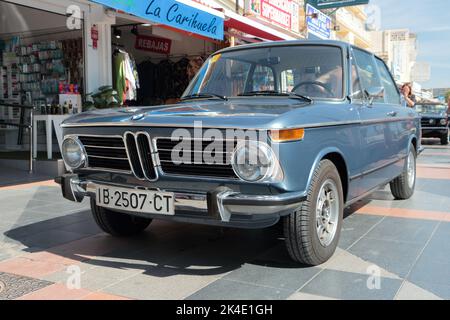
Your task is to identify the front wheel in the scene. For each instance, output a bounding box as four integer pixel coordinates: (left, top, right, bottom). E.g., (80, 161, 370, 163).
(91, 199, 152, 237)
(390, 145, 417, 200)
(441, 132, 449, 145)
(283, 160, 344, 266)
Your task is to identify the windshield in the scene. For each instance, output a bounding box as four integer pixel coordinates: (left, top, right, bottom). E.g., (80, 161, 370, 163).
(415, 104, 447, 114)
(182, 45, 344, 100)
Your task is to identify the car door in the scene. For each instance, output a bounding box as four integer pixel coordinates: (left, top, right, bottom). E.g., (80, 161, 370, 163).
(374, 57, 412, 172)
(351, 48, 399, 194)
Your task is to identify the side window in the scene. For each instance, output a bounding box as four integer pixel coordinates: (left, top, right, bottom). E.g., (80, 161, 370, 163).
(352, 48, 382, 102)
(375, 58, 401, 105)
(250, 65, 275, 91)
(350, 56, 364, 100)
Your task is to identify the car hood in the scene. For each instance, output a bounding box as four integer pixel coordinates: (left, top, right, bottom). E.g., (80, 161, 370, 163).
(62, 99, 315, 129)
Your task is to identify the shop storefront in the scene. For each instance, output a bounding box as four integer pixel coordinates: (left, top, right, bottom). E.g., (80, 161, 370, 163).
(84, 0, 224, 106)
(0, 0, 87, 157)
(0, 0, 117, 176)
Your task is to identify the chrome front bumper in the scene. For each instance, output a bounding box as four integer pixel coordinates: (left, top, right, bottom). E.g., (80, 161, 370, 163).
(56, 175, 306, 228)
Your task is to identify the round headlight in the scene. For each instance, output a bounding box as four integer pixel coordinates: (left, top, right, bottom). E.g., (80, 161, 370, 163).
(231, 141, 282, 182)
(440, 119, 447, 126)
(62, 137, 86, 170)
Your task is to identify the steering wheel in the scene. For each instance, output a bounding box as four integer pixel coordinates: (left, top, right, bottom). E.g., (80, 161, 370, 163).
(291, 81, 334, 98)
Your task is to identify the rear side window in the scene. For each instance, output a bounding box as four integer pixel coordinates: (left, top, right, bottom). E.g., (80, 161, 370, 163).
(352, 48, 383, 102)
(375, 58, 401, 105)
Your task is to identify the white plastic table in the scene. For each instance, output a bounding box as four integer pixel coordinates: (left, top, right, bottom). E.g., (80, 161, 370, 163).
(33, 115, 71, 159)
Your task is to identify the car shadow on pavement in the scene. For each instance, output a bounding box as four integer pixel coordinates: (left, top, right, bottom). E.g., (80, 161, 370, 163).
(421, 138, 449, 148)
(2, 199, 370, 276)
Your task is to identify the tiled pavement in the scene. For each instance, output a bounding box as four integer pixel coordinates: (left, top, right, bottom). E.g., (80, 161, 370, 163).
(0, 140, 449, 300)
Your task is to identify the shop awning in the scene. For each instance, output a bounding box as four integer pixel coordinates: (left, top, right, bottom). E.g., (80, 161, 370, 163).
(90, 0, 225, 40)
(221, 9, 297, 41)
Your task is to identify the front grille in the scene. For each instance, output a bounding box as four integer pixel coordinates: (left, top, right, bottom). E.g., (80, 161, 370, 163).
(78, 136, 131, 172)
(78, 134, 157, 180)
(156, 138, 238, 179)
(124, 132, 157, 180)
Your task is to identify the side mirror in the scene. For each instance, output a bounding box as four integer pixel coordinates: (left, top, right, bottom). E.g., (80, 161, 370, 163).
(364, 86, 385, 105)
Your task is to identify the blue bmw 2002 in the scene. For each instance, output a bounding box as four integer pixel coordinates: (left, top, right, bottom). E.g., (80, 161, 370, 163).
(57, 41, 421, 266)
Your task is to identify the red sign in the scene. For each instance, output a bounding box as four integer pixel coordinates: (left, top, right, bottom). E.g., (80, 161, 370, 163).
(135, 35, 172, 54)
(91, 24, 99, 50)
(261, 0, 291, 29)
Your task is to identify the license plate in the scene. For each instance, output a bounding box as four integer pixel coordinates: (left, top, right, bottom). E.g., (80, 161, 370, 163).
(96, 185, 175, 216)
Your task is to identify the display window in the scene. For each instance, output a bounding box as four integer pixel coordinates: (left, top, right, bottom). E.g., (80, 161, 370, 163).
(0, 1, 84, 158)
(109, 17, 220, 107)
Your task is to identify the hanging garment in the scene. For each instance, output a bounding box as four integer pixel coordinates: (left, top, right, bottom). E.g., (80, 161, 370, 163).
(137, 60, 157, 105)
(123, 52, 137, 101)
(113, 49, 139, 104)
(113, 51, 127, 104)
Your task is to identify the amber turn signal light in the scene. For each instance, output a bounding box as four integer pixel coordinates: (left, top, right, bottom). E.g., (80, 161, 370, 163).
(269, 128, 305, 142)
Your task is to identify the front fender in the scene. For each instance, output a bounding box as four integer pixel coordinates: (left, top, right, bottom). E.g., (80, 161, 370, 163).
(305, 147, 349, 195)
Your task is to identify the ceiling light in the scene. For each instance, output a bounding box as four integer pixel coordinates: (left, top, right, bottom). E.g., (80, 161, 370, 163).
(113, 28, 122, 39)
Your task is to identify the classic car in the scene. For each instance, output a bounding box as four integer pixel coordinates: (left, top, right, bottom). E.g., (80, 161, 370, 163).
(56, 41, 421, 266)
(415, 102, 449, 145)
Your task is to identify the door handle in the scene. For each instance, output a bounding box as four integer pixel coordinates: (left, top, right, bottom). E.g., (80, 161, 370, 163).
(387, 111, 398, 117)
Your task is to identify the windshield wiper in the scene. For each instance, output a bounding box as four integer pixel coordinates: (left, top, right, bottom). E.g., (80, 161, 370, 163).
(181, 93, 228, 101)
(238, 91, 313, 103)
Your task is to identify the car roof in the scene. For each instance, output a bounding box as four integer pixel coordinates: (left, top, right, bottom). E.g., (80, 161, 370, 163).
(214, 40, 385, 61)
(215, 40, 350, 54)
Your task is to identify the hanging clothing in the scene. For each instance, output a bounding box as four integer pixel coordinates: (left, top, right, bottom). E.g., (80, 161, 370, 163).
(113, 49, 139, 105)
(113, 51, 127, 104)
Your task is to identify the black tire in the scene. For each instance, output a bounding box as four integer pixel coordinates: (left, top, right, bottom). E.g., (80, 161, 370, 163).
(283, 160, 344, 266)
(90, 199, 152, 237)
(441, 132, 449, 145)
(390, 145, 417, 200)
